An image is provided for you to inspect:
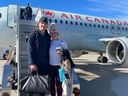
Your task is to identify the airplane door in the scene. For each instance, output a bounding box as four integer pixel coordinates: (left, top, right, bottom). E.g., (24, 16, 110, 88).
(20, 8, 25, 19)
(8, 5, 18, 27)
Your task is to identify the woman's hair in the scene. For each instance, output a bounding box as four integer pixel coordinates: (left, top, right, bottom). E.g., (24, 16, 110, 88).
(49, 22, 58, 34)
(49, 23, 59, 40)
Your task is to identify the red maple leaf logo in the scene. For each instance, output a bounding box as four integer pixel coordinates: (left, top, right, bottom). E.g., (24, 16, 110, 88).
(44, 11, 55, 18)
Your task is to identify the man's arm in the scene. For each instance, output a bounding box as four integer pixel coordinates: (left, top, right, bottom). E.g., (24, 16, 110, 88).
(28, 32, 38, 72)
(28, 32, 36, 64)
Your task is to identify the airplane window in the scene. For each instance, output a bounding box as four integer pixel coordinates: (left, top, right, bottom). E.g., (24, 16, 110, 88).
(89, 24, 92, 27)
(93, 24, 96, 27)
(49, 19, 52, 23)
(70, 21, 73, 25)
(55, 19, 57, 23)
(60, 20, 63, 24)
(85, 23, 87, 26)
(122, 27, 124, 30)
(118, 27, 120, 30)
(80, 22, 82, 26)
(75, 22, 78, 25)
(65, 21, 68, 24)
(106, 25, 108, 29)
(112, 26, 114, 29)
(98, 24, 100, 28)
(125, 28, 127, 31)
(102, 25, 104, 28)
(0, 13, 1, 18)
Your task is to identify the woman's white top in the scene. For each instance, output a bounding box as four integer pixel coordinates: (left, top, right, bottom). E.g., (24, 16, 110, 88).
(50, 39, 68, 66)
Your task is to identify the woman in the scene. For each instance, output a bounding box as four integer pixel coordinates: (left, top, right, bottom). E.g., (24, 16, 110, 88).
(49, 23, 68, 96)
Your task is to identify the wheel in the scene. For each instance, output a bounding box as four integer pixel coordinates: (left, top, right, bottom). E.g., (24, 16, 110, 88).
(97, 56, 102, 63)
(101, 56, 108, 63)
(97, 56, 108, 63)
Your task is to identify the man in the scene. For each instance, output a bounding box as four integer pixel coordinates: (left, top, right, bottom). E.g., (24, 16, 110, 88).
(28, 16, 51, 96)
(23, 3, 32, 20)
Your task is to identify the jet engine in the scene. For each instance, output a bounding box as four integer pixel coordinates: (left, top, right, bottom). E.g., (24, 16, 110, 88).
(106, 37, 128, 64)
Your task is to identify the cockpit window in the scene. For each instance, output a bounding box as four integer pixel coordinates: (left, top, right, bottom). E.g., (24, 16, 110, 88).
(0, 13, 1, 18)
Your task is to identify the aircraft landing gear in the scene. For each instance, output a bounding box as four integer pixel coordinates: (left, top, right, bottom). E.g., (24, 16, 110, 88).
(97, 53, 108, 63)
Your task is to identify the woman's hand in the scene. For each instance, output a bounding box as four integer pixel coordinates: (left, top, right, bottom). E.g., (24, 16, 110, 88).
(56, 49, 63, 56)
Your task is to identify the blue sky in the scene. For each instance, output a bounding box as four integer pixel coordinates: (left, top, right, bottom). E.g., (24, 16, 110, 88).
(0, 0, 128, 20)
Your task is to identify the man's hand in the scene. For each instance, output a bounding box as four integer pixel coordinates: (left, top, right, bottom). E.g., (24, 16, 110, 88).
(30, 64, 37, 72)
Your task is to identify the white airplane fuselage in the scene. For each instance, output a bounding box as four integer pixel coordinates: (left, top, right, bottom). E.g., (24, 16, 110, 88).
(0, 5, 128, 64)
(44, 9, 128, 51)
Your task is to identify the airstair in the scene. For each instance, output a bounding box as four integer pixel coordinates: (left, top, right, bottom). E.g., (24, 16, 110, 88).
(18, 20, 37, 96)
(18, 20, 37, 78)
(14, 6, 38, 96)
(0, 5, 47, 96)
(17, 7, 45, 79)
(12, 5, 48, 96)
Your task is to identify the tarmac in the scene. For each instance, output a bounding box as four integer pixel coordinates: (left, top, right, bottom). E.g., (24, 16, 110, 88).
(1, 52, 128, 96)
(73, 52, 128, 96)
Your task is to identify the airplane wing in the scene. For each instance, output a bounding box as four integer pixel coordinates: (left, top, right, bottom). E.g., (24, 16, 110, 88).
(99, 37, 126, 42)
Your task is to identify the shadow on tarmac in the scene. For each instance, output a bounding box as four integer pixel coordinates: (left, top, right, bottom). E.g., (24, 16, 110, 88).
(75, 63, 122, 96)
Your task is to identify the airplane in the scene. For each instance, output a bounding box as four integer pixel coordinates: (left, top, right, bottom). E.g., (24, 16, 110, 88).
(0, 4, 128, 65)
(0, 4, 128, 96)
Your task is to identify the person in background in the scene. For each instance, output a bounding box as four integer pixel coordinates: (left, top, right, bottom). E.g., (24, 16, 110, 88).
(49, 23, 68, 96)
(23, 3, 32, 20)
(28, 16, 51, 96)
